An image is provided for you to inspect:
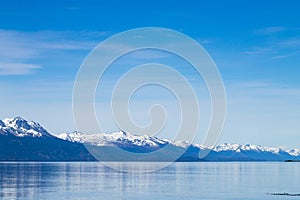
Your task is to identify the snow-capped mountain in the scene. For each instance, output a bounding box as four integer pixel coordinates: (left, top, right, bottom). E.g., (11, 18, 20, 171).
(204, 143, 298, 161)
(287, 149, 300, 156)
(212, 143, 283, 155)
(1, 117, 300, 161)
(0, 117, 95, 161)
(57, 131, 169, 147)
(57, 131, 300, 161)
(0, 117, 51, 137)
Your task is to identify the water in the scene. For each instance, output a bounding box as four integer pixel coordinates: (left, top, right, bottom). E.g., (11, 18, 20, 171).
(0, 162, 299, 200)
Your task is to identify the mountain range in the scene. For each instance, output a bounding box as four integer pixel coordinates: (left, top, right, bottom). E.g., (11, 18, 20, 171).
(0, 117, 299, 162)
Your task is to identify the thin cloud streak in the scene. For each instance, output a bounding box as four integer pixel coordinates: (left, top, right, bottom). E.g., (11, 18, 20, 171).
(0, 30, 109, 75)
(242, 38, 300, 59)
(0, 63, 41, 75)
(254, 26, 287, 35)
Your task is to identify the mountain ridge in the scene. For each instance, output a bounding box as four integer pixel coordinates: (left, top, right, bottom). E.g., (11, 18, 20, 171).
(57, 131, 300, 161)
(1, 117, 299, 161)
(57, 131, 300, 156)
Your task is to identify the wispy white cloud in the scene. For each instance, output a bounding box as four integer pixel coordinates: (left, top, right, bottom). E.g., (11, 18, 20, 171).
(243, 46, 276, 56)
(228, 80, 300, 98)
(243, 42, 300, 59)
(0, 30, 109, 75)
(0, 63, 41, 75)
(231, 80, 273, 89)
(243, 27, 300, 59)
(278, 38, 300, 47)
(0, 30, 107, 55)
(254, 26, 286, 35)
(271, 54, 290, 60)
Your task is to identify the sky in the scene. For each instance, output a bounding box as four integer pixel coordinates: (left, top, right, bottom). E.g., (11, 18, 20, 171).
(0, 0, 300, 149)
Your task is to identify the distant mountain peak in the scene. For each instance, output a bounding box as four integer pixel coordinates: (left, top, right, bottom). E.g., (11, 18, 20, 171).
(4, 116, 31, 130)
(1, 117, 51, 138)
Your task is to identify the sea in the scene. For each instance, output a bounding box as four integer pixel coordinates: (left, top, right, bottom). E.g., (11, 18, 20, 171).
(0, 162, 299, 199)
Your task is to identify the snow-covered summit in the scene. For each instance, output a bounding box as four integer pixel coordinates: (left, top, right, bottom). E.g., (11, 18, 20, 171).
(56, 130, 169, 148)
(212, 143, 282, 154)
(0, 117, 51, 137)
(288, 149, 300, 156)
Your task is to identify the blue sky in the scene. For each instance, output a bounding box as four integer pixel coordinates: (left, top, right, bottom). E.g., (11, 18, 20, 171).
(1, 0, 300, 148)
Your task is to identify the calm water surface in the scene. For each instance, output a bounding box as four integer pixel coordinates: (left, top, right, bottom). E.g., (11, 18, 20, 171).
(0, 162, 299, 199)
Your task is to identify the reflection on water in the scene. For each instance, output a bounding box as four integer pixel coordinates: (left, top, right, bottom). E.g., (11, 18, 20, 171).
(0, 162, 299, 199)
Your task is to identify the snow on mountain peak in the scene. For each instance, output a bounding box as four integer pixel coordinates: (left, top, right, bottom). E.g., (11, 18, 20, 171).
(212, 143, 282, 154)
(56, 130, 169, 148)
(1, 117, 51, 137)
(288, 149, 300, 156)
(58, 131, 83, 143)
(3, 116, 31, 129)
